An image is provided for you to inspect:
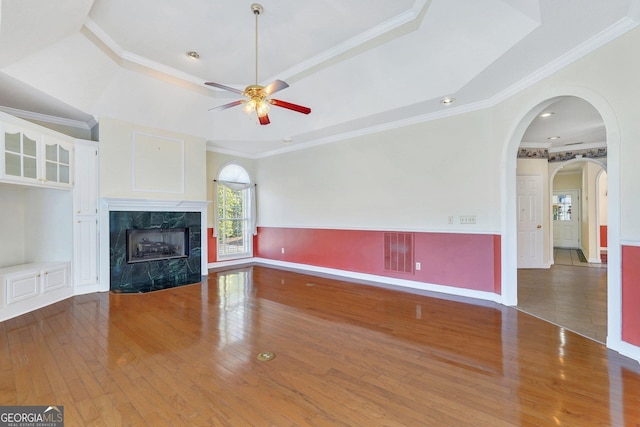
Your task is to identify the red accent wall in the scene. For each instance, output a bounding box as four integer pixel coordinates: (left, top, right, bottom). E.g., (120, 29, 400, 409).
(207, 228, 217, 263)
(254, 227, 501, 293)
(622, 245, 640, 346)
(600, 225, 608, 247)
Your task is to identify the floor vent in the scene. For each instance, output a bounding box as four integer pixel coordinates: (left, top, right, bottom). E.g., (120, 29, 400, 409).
(384, 232, 414, 273)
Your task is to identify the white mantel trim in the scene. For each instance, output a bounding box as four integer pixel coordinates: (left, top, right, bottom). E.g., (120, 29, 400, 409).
(102, 197, 209, 211)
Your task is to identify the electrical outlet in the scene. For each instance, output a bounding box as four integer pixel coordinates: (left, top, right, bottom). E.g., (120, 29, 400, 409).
(460, 215, 476, 224)
(415, 262, 421, 271)
(281, 247, 285, 254)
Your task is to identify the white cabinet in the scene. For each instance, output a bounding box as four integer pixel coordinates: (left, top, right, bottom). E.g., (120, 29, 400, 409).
(0, 112, 99, 318)
(2, 125, 40, 183)
(73, 216, 99, 290)
(73, 140, 99, 293)
(42, 264, 69, 293)
(1, 121, 73, 188)
(0, 262, 72, 321)
(73, 140, 98, 215)
(6, 270, 40, 304)
(43, 135, 72, 186)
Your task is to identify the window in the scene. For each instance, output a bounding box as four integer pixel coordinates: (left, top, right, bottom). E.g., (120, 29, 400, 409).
(216, 164, 254, 259)
(553, 194, 572, 221)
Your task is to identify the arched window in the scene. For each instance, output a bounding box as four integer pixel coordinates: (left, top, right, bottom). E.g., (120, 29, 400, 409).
(215, 164, 255, 259)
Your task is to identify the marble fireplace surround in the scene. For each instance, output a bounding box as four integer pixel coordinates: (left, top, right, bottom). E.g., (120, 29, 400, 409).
(99, 198, 209, 293)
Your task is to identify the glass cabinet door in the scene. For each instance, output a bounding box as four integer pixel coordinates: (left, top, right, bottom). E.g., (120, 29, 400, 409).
(44, 141, 71, 184)
(3, 131, 39, 180)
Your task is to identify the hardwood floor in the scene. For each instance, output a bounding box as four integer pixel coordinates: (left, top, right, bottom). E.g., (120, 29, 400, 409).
(517, 249, 608, 343)
(1, 265, 639, 426)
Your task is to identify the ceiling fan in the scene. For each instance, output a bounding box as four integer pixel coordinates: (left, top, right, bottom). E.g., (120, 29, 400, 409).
(205, 3, 311, 125)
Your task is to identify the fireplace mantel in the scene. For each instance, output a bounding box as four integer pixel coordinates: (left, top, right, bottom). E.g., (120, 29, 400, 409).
(102, 197, 209, 211)
(99, 198, 209, 292)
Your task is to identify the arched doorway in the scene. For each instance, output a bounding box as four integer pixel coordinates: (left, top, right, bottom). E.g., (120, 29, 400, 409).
(502, 90, 622, 351)
(518, 155, 608, 342)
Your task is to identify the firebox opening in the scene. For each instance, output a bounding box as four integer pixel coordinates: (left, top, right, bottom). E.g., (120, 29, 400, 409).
(126, 228, 190, 264)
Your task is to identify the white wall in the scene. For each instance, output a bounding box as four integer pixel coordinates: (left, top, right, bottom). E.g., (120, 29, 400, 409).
(553, 171, 581, 190)
(99, 117, 207, 202)
(0, 187, 26, 268)
(0, 187, 72, 268)
(256, 111, 500, 233)
(23, 188, 72, 262)
(599, 172, 608, 226)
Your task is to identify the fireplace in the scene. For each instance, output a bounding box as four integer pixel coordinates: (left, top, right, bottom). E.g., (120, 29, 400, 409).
(109, 210, 203, 293)
(126, 228, 189, 263)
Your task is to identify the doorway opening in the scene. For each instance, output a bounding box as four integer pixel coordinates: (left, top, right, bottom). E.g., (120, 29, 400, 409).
(511, 95, 611, 344)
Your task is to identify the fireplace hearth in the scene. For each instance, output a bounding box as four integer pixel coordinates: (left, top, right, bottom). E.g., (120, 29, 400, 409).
(109, 210, 202, 293)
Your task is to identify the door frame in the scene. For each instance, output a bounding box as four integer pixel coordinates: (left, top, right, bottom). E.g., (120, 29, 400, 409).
(552, 188, 581, 250)
(502, 89, 623, 356)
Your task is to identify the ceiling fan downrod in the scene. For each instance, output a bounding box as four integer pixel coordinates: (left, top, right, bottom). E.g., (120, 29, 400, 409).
(251, 3, 263, 86)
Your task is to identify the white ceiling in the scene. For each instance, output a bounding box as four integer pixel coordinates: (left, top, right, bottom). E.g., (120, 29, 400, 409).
(522, 96, 606, 152)
(0, 0, 636, 157)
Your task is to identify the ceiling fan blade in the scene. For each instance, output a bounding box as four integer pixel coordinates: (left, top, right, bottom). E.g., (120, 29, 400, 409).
(208, 99, 245, 111)
(269, 99, 311, 115)
(258, 114, 270, 125)
(205, 81, 245, 95)
(262, 80, 289, 96)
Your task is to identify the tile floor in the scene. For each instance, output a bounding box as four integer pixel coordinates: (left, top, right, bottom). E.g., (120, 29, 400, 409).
(517, 248, 607, 343)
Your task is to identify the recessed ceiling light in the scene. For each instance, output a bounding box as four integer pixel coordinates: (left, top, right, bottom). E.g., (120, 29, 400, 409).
(283, 138, 293, 144)
(548, 136, 560, 140)
(186, 51, 200, 60)
(440, 97, 456, 105)
(539, 112, 554, 118)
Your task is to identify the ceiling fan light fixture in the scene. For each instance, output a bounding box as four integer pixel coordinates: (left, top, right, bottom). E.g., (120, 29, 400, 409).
(256, 101, 270, 117)
(204, 3, 310, 126)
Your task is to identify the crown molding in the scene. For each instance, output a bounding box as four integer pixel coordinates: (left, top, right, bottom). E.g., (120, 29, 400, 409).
(0, 106, 97, 130)
(84, 19, 206, 87)
(87, 13, 638, 159)
(276, 0, 431, 82)
(84, 2, 431, 91)
(206, 142, 259, 159)
(486, 16, 639, 107)
(247, 17, 639, 159)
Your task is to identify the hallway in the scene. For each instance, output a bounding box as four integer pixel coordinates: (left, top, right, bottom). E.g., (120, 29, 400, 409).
(517, 249, 607, 343)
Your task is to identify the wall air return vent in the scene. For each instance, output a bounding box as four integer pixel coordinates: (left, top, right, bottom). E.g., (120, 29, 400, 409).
(384, 232, 414, 274)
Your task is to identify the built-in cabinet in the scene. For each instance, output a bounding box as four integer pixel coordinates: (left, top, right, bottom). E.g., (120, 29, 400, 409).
(0, 262, 70, 321)
(0, 111, 99, 321)
(73, 140, 99, 293)
(1, 123, 73, 188)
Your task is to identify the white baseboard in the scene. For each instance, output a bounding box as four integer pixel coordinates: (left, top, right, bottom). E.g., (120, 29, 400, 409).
(249, 257, 502, 305)
(608, 338, 640, 365)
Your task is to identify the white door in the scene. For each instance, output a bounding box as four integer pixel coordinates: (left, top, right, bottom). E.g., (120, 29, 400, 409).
(517, 175, 544, 268)
(553, 190, 580, 248)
